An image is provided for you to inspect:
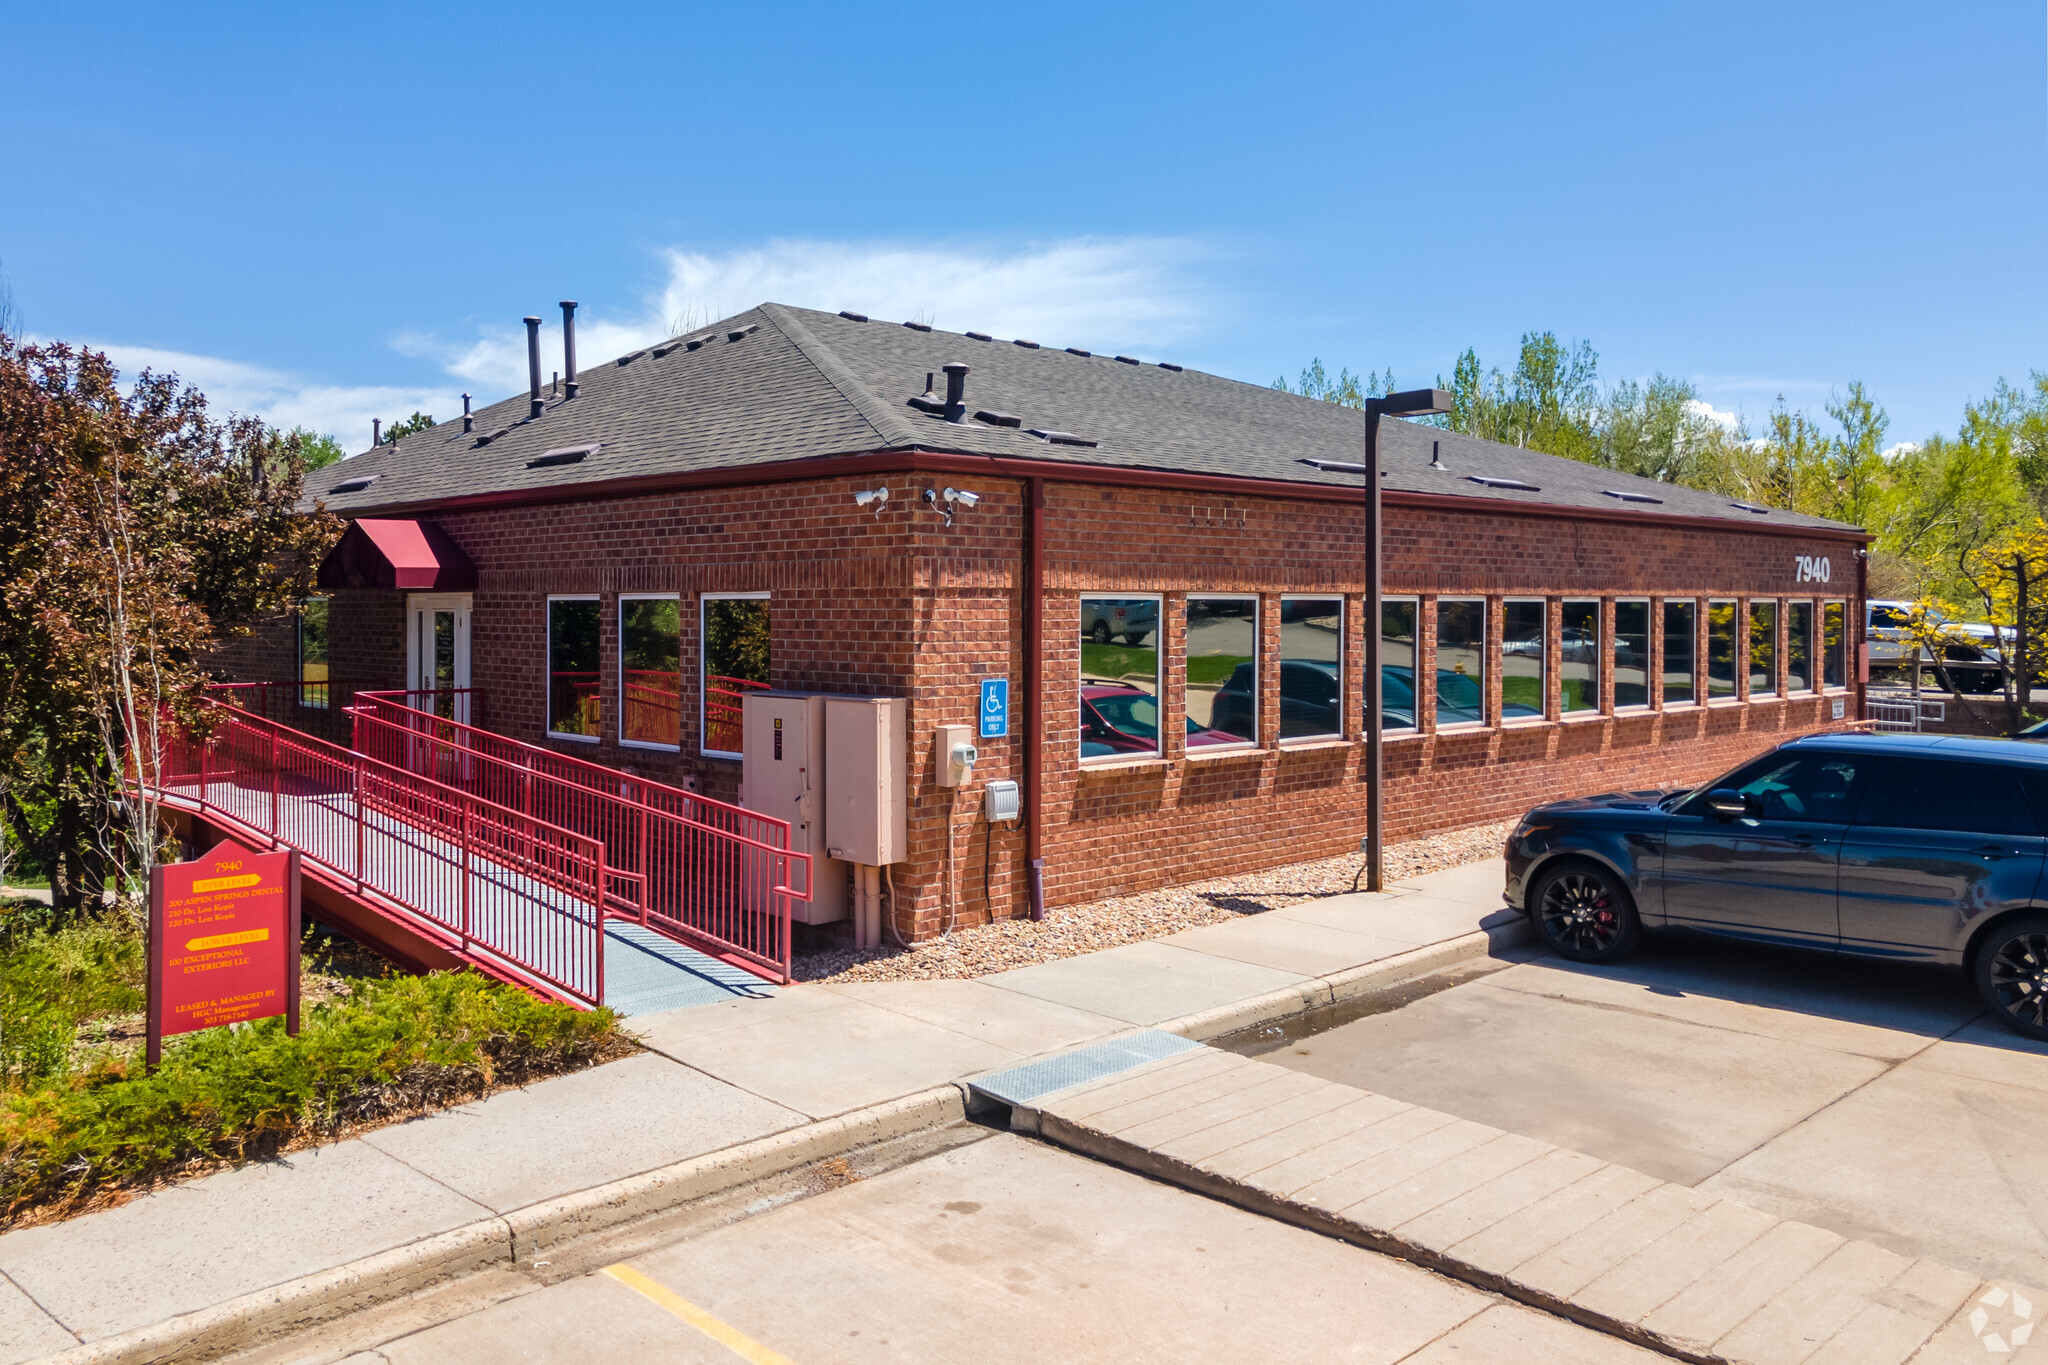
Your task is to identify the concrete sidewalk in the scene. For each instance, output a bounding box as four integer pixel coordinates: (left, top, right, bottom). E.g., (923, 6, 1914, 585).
(0, 859, 1524, 1365)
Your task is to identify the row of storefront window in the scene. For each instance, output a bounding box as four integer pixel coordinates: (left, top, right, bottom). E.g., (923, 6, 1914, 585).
(544, 594, 771, 757)
(1079, 594, 1852, 763)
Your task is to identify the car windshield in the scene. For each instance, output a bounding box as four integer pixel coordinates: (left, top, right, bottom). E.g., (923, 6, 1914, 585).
(1089, 692, 1159, 739)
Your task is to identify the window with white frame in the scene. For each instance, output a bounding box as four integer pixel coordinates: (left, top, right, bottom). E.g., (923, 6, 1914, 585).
(1278, 595, 1344, 741)
(1822, 600, 1848, 688)
(1561, 599, 1602, 714)
(547, 596, 602, 740)
(1786, 600, 1814, 693)
(1750, 599, 1779, 697)
(1435, 598, 1488, 727)
(1380, 597, 1419, 731)
(620, 595, 683, 749)
(1501, 599, 1545, 720)
(1707, 599, 1739, 700)
(1664, 599, 1698, 704)
(1187, 595, 1258, 748)
(1615, 599, 1651, 709)
(1080, 594, 1163, 760)
(701, 593, 769, 758)
(299, 597, 330, 709)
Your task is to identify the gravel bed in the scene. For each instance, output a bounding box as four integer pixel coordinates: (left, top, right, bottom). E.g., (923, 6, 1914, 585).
(792, 817, 1517, 984)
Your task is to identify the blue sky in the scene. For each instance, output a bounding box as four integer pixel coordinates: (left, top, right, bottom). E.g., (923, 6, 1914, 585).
(2, 2, 2041, 451)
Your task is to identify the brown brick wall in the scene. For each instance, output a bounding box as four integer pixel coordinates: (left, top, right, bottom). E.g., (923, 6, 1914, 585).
(244, 470, 1862, 939)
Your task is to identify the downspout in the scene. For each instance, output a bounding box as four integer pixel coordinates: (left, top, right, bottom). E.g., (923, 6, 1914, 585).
(1025, 476, 1047, 919)
(1855, 541, 1869, 723)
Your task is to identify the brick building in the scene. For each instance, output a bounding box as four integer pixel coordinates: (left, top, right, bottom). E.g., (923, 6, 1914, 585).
(235, 303, 1869, 938)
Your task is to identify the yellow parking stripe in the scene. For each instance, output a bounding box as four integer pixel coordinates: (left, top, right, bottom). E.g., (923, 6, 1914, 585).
(600, 1263, 795, 1364)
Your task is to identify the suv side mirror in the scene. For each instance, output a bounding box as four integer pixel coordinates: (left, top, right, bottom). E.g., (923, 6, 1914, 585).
(1705, 788, 1753, 818)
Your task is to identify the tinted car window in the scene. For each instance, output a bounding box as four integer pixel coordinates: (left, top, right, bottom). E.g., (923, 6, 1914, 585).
(1683, 751, 1866, 823)
(1856, 758, 2040, 836)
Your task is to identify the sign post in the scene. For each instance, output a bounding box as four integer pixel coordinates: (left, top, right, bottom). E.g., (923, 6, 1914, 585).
(147, 839, 301, 1069)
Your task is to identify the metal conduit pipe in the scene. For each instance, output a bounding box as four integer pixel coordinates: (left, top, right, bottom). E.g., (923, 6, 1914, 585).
(1024, 475, 1047, 920)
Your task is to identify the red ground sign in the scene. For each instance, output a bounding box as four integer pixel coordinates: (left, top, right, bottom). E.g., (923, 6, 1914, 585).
(147, 839, 300, 1065)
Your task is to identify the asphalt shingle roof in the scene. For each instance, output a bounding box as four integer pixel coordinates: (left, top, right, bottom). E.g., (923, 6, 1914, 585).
(310, 303, 1859, 534)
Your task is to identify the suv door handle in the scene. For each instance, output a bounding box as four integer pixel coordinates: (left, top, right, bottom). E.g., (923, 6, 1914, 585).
(1974, 844, 2010, 860)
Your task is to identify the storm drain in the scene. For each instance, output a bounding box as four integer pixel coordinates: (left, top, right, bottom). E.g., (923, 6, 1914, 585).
(968, 1030, 1206, 1108)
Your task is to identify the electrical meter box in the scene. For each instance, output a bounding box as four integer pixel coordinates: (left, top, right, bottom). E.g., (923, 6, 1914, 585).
(824, 696, 908, 866)
(741, 692, 846, 924)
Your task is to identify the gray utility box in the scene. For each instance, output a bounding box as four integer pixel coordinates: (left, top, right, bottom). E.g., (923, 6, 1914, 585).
(740, 692, 907, 925)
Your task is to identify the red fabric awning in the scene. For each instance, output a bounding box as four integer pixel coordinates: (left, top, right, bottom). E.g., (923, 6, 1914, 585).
(316, 519, 478, 591)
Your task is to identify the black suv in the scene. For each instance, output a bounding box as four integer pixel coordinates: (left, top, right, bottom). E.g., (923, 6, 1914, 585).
(1506, 732, 2048, 1040)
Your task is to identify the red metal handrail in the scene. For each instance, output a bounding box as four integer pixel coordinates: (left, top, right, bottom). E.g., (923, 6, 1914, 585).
(154, 700, 608, 1006)
(349, 690, 807, 983)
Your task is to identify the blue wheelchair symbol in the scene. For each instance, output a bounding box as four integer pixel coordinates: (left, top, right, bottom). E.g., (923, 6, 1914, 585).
(979, 679, 1009, 739)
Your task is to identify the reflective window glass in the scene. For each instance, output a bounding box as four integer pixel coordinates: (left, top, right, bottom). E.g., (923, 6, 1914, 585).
(548, 598, 601, 738)
(1663, 599, 1697, 704)
(1707, 599, 1738, 699)
(1684, 752, 1867, 823)
(1857, 759, 2038, 836)
(1751, 599, 1778, 696)
(1279, 596, 1343, 740)
(1823, 601, 1848, 687)
(1561, 599, 1601, 714)
(1615, 600, 1650, 708)
(1501, 600, 1545, 719)
(1081, 596, 1161, 759)
(1435, 598, 1487, 727)
(299, 598, 330, 709)
(621, 597, 683, 748)
(1381, 598, 1418, 731)
(702, 596, 770, 756)
(1786, 601, 1814, 693)
(1188, 596, 1258, 747)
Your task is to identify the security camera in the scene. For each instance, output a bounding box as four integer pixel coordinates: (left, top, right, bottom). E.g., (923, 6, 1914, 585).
(943, 487, 981, 509)
(852, 487, 888, 516)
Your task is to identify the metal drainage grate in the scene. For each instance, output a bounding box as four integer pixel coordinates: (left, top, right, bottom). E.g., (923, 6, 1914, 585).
(968, 1030, 1205, 1107)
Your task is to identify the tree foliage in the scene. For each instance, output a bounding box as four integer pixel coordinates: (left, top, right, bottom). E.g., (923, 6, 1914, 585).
(0, 335, 341, 916)
(379, 411, 436, 445)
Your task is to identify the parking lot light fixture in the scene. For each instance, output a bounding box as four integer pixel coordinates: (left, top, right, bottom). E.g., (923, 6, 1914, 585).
(1365, 388, 1454, 892)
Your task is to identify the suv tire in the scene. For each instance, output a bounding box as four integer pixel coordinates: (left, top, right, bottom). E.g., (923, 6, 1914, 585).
(1975, 914, 2048, 1042)
(1530, 860, 1642, 964)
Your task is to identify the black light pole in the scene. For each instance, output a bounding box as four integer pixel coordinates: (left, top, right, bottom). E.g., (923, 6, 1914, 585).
(1361, 389, 1453, 891)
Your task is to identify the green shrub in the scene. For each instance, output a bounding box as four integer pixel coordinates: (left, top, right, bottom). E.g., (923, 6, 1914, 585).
(1, 970, 619, 1224)
(0, 913, 145, 1089)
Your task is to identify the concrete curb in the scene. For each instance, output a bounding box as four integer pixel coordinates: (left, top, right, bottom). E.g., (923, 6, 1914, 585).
(31, 1086, 966, 1365)
(1160, 917, 1534, 1042)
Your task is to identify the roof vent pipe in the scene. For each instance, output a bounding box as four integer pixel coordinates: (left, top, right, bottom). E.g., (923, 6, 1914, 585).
(372, 418, 382, 446)
(1429, 440, 1446, 471)
(462, 393, 473, 434)
(560, 300, 579, 399)
(524, 316, 544, 419)
(942, 362, 969, 422)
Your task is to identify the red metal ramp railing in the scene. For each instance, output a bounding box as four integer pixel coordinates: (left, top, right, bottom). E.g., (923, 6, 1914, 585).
(348, 690, 809, 985)
(157, 700, 609, 1007)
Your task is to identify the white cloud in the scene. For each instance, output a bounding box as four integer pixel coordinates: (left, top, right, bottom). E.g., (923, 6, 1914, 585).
(399, 236, 1210, 394)
(45, 235, 1210, 448)
(1882, 441, 1921, 459)
(37, 338, 449, 454)
(1684, 397, 1743, 431)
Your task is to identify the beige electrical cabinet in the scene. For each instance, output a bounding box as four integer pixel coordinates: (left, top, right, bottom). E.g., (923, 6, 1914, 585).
(824, 696, 908, 866)
(740, 692, 847, 924)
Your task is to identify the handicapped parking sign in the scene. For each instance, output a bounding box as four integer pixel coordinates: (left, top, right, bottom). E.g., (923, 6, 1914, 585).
(980, 678, 1009, 739)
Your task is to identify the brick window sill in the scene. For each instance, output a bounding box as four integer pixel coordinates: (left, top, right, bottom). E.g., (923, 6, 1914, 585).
(1186, 745, 1269, 763)
(1277, 738, 1353, 754)
(1380, 729, 1425, 743)
(1502, 718, 1552, 730)
(1077, 757, 1172, 775)
(1558, 711, 1608, 725)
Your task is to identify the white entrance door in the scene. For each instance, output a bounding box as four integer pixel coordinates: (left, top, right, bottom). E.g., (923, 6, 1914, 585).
(406, 594, 473, 726)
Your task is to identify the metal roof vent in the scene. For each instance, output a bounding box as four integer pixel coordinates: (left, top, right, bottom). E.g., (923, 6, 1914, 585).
(1066, 347, 1091, 357)
(902, 320, 932, 332)
(674, 334, 714, 354)
(1114, 355, 1141, 365)
(528, 443, 599, 469)
(727, 324, 758, 342)
(1429, 440, 1446, 471)
(941, 362, 970, 422)
(330, 473, 382, 494)
(524, 316, 545, 419)
(1157, 362, 1183, 372)
(1013, 338, 1040, 349)
(966, 331, 993, 342)
(908, 372, 944, 414)
(560, 300, 580, 399)
(462, 393, 474, 434)
(1603, 489, 1664, 504)
(1028, 428, 1098, 448)
(974, 410, 1021, 428)
(839, 310, 869, 322)
(616, 349, 646, 366)
(1730, 501, 1771, 514)
(1467, 475, 1540, 492)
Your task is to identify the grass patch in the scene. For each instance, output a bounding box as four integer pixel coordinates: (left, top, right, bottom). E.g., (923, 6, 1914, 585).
(1080, 642, 1159, 682)
(1186, 654, 1250, 688)
(0, 907, 625, 1228)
